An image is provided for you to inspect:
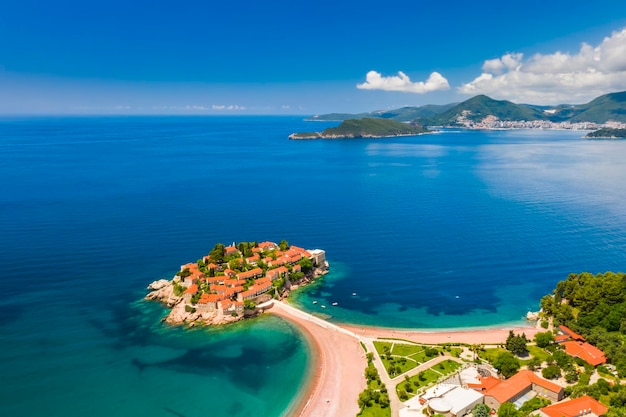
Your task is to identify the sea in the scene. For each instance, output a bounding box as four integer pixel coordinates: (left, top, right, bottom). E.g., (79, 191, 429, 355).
(1, 116, 626, 417)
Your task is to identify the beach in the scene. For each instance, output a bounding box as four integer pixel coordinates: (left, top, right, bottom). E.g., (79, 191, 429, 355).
(270, 301, 541, 417)
(270, 301, 367, 417)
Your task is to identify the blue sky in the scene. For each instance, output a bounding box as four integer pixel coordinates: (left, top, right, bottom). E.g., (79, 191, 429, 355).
(2, 0, 626, 114)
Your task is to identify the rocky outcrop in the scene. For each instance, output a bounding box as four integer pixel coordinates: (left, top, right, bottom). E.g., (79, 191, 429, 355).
(145, 279, 179, 307)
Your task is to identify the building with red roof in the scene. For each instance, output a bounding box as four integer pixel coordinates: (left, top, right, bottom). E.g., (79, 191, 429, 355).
(558, 325, 586, 342)
(236, 267, 263, 281)
(562, 341, 607, 366)
(538, 395, 608, 417)
(482, 370, 564, 409)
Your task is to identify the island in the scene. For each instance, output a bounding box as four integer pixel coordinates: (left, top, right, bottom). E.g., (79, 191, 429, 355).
(584, 127, 626, 138)
(145, 240, 328, 326)
(288, 117, 430, 139)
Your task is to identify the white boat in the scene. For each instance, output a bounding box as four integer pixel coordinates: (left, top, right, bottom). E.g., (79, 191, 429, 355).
(352, 292, 357, 296)
(332, 302, 338, 306)
(312, 300, 318, 304)
(321, 305, 326, 309)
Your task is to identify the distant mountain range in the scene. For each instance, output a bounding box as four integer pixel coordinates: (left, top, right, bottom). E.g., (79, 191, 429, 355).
(308, 91, 626, 125)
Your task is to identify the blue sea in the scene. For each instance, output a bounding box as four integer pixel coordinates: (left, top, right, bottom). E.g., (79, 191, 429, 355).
(1, 116, 626, 416)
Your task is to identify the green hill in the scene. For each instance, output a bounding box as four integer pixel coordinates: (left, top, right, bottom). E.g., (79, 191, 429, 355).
(585, 128, 626, 138)
(306, 91, 626, 126)
(289, 118, 429, 139)
(567, 91, 626, 123)
(426, 95, 547, 125)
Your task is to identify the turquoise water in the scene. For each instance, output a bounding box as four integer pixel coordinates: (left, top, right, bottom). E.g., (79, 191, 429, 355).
(1, 117, 626, 416)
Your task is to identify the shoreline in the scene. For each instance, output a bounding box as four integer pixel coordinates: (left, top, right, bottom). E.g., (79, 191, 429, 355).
(269, 300, 542, 417)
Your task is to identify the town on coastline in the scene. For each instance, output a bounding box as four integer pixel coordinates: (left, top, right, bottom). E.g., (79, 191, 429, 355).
(145, 240, 328, 326)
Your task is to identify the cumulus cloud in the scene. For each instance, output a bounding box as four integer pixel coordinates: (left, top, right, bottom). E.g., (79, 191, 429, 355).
(212, 104, 246, 111)
(460, 28, 626, 104)
(357, 70, 450, 94)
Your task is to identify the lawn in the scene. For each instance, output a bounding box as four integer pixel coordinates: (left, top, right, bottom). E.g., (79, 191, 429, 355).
(380, 355, 419, 377)
(478, 347, 507, 363)
(525, 345, 551, 363)
(392, 343, 425, 357)
(432, 359, 462, 375)
(374, 341, 393, 355)
(358, 403, 391, 417)
(397, 369, 440, 399)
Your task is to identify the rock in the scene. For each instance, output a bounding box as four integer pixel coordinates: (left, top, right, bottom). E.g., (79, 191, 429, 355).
(147, 279, 170, 290)
(526, 311, 540, 321)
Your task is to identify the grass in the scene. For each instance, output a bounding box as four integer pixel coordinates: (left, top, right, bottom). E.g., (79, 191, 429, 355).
(524, 346, 551, 363)
(392, 343, 425, 357)
(380, 355, 419, 377)
(397, 369, 440, 399)
(434, 359, 462, 375)
(358, 403, 391, 417)
(478, 347, 507, 363)
(374, 341, 393, 355)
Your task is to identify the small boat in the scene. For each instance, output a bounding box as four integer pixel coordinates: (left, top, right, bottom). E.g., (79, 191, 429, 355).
(321, 305, 326, 309)
(312, 300, 318, 304)
(352, 292, 357, 296)
(332, 302, 338, 306)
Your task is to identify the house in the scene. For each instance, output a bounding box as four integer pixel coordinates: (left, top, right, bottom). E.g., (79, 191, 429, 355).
(291, 264, 302, 273)
(245, 253, 260, 265)
(481, 370, 564, 409)
(557, 325, 606, 366)
(258, 241, 277, 251)
(267, 266, 289, 281)
(562, 341, 606, 366)
(308, 249, 326, 267)
(224, 245, 240, 257)
(538, 395, 608, 417)
(196, 293, 224, 313)
(183, 284, 198, 303)
(236, 267, 263, 281)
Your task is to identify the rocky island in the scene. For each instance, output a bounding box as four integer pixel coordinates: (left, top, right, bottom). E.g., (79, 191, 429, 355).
(145, 240, 328, 326)
(289, 117, 430, 139)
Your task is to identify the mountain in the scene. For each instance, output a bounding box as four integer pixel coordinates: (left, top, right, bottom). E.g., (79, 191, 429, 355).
(425, 95, 547, 125)
(308, 91, 626, 125)
(289, 118, 429, 139)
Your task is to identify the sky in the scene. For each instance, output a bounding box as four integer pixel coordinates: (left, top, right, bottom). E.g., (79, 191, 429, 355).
(2, 0, 626, 115)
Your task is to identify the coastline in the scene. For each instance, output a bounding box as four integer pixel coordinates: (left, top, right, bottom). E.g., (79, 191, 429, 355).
(269, 301, 367, 417)
(269, 300, 542, 417)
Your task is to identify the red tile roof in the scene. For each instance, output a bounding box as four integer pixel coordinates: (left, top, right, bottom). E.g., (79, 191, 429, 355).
(484, 370, 562, 404)
(184, 284, 198, 295)
(258, 241, 277, 250)
(563, 341, 606, 366)
(559, 325, 585, 341)
(236, 267, 263, 280)
(540, 395, 608, 417)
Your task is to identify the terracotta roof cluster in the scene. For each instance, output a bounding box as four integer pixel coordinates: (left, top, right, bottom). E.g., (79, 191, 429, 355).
(539, 395, 608, 417)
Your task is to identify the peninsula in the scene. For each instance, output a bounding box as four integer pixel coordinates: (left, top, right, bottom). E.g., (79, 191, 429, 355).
(145, 240, 328, 326)
(289, 117, 430, 139)
(585, 127, 626, 138)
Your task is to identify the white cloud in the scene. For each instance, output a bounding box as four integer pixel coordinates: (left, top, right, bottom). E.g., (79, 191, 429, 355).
(460, 28, 626, 104)
(357, 70, 450, 94)
(212, 104, 246, 111)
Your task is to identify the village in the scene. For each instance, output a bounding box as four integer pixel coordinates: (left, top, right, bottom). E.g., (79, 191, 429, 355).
(145, 240, 328, 325)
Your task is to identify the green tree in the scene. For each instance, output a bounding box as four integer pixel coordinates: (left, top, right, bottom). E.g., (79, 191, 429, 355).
(299, 257, 313, 273)
(527, 356, 542, 371)
(497, 402, 521, 417)
(243, 299, 256, 310)
(534, 331, 555, 348)
(473, 403, 490, 417)
(542, 365, 561, 379)
(278, 239, 289, 251)
(493, 351, 521, 378)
